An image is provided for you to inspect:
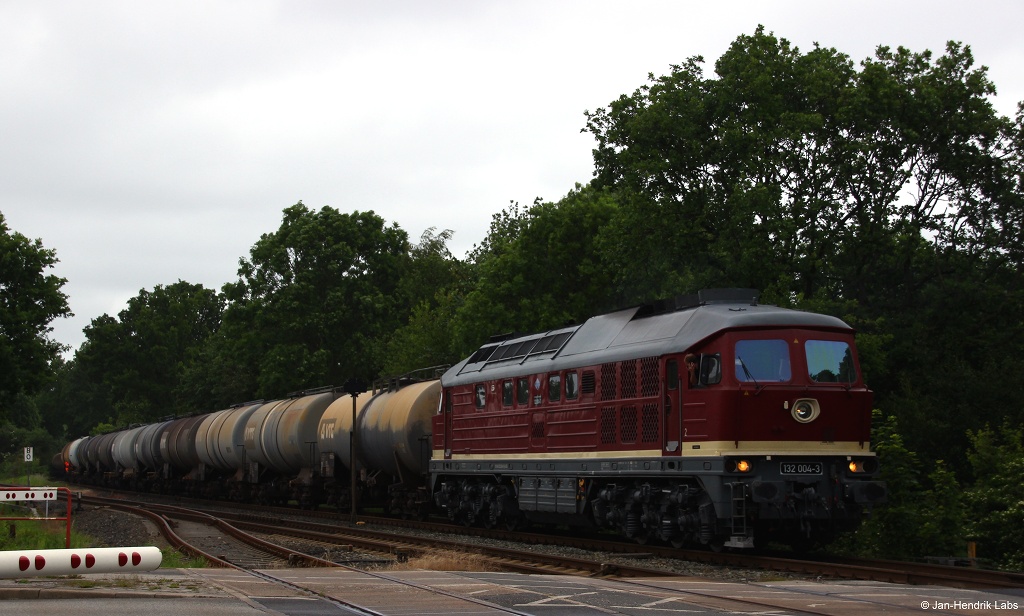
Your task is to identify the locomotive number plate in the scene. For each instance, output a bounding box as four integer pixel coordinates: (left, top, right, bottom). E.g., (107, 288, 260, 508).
(780, 462, 822, 475)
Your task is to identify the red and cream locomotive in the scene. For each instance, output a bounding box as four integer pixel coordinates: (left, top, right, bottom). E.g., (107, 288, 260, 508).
(430, 289, 885, 548)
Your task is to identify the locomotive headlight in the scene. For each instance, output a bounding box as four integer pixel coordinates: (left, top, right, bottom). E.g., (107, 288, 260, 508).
(729, 459, 752, 473)
(847, 458, 879, 474)
(791, 398, 820, 423)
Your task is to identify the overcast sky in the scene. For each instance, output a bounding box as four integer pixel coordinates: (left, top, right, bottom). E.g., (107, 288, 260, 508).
(2, 1, 1022, 356)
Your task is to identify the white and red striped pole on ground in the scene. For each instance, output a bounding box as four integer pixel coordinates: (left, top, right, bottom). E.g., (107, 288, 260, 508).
(0, 546, 162, 578)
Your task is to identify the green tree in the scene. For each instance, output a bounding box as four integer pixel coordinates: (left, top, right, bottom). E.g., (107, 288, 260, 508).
(843, 411, 966, 560)
(585, 29, 1019, 309)
(66, 281, 223, 427)
(381, 228, 471, 375)
(965, 424, 1024, 570)
(219, 203, 409, 397)
(0, 212, 72, 405)
(454, 185, 619, 352)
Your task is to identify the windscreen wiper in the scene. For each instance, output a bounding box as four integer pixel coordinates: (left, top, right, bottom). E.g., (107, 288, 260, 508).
(737, 355, 763, 394)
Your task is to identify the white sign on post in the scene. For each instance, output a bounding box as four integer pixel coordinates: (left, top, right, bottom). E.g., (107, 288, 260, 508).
(2, 489, 57, 502)
(24, 447, 33, 462)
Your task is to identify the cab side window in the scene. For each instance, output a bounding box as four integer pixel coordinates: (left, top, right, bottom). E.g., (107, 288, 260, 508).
(516, 378, 529, 406)
(548, 374, 561, 402)
(565, 371, 578, 400)
(475, 384, 486, 408)
(502, 380, 513, 406)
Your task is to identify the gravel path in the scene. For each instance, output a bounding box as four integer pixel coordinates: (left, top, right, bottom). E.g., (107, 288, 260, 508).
(72, 506, 167, 549)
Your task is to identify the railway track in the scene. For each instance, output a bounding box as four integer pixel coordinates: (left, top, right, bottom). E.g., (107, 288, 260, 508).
(5, 487, 1006, 615)
(77, 495, 545, 615)
(77, 489, 1024, 590)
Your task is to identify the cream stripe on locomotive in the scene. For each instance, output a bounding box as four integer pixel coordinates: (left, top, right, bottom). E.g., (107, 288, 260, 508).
(434, 439, 874, 461)
(676, 439, 874, 456)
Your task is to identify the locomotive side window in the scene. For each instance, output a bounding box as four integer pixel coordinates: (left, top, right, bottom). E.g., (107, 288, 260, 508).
(475, 384, 486, 408)
(502, 380, 513, 406)
(548, 374, 561, 402)
(701, 354, 722, 385)
(806, 340, 857, 383)
(735, 339, 792, 382)
(565, 371, 578, 400)
(516, 378, 529, 406)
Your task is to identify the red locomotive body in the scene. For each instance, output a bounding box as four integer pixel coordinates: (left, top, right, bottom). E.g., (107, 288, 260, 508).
(430, 290, 885, 548)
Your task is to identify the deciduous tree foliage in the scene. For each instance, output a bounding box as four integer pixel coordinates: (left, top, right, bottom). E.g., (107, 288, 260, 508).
(454, 186, 619, 353)
(380, 228, 471, 376)
(965, 424, 1024, 569)
(0, 212, 71, 406)
(585, 27, 1019, 304)
(67, 281, 223, 428)
(219, 203, 409, 397)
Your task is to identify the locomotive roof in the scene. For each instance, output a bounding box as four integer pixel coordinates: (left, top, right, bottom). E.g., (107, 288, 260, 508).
(441, 289, 852, 386)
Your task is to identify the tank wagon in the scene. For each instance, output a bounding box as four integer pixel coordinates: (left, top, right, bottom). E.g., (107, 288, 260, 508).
(58, 290, 884, 549)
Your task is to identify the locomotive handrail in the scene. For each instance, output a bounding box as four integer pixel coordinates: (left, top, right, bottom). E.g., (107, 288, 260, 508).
(374, 365, 449, 392)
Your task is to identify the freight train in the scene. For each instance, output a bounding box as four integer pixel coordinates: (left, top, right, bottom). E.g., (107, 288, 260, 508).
(56, 289, 885, 550)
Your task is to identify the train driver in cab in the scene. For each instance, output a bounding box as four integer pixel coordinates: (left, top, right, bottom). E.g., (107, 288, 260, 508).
(684, 353, 699, 388)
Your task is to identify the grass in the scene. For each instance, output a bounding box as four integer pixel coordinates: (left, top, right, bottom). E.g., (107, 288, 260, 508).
(0, 471, 57, 487)
(386, 549, 502, 572)
(159, 547, 209, 568)
(0, 505, 94, 551)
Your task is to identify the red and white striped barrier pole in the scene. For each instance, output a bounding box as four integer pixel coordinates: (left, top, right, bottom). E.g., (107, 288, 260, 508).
(0, 546, 162, 579)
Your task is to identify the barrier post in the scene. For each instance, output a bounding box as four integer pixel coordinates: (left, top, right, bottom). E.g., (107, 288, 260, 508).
(1, 487, 73, 548)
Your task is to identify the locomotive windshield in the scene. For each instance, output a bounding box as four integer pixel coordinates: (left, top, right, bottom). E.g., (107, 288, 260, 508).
(805, 340, 857, 383)
(735, 339, 792, 382)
